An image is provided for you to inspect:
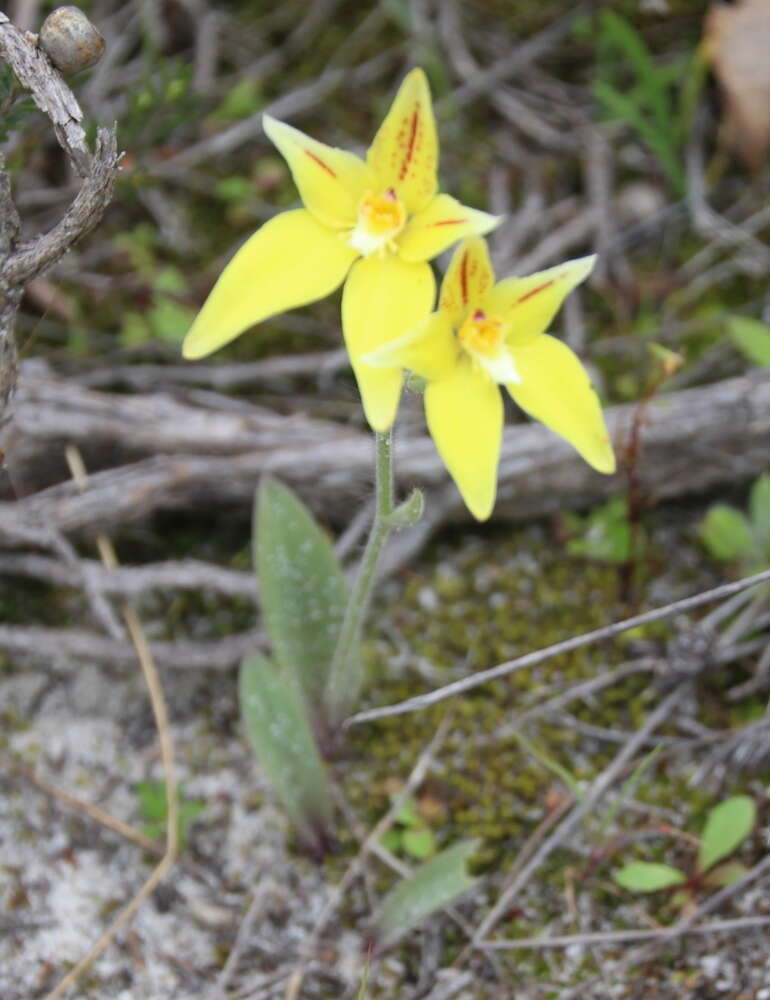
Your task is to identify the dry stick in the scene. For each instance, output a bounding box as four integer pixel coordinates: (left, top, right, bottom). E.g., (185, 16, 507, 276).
(283, 714, 453, 1000)
(16, 762, 162, 855)
(43, 447, 179, 1000)
(346, 568, 770, 726)
(208, 875, 272, 1000)
(478, 915, 770, 951)
(468, 686, 683, 949)
(553, 851, 770, 1000)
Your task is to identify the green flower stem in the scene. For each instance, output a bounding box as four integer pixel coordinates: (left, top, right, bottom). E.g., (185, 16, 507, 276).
(324, 428, 395, 728)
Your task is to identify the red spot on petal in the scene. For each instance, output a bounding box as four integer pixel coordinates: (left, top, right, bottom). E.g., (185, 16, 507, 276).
(516, 279, 554, 304)
(399, 107, 420, 181)
(473, 309, 486, 321)
(303, 148, 337, 178)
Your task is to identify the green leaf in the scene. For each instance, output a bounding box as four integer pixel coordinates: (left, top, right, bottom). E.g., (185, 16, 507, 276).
(728, 316, 770, 367)
(255, 478, 347, 706)
(567, 496, 631, 564)
(511, 729, 583, 802)
(135, 780, 204, 850)
(599, 744, 662, 837)
(394, 795, 421, 827)
(239, 655, 333, 852)
(749, 474, 770, 550)
(699, 505, 754, 562)
(703, 860, 748, 889)
(402, 827, 436, 861)
(374, 840, 479, 948)
(148, 296, 196, 343)
(698, 796, 755, 873)
(614, 861, 686, 893)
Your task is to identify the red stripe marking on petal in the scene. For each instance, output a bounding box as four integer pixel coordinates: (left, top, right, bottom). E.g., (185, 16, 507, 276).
(516, 279, 554, 304)
(304, 148, 337, 178)
(399, 107, 420, 181)
(428, 218, 467, 227)
(459, 251, 469, 306)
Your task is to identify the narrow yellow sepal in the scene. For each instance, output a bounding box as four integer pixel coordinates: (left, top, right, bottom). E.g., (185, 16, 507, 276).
(363, 311, 458, 381)
(425, 362, 503, 521)
(398, 195, 501, 264)
(438, 237, 496, 325)
(367, 67, 438, 215)
(507, 334, 615, 474)
(483, 255, 597, 346)
(182, 210, 357, 359)
(263, 115, 374, 230)
(342, 254, 435, 431)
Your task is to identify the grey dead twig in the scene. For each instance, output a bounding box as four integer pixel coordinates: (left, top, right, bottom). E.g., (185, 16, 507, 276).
(0, 9, 118, 425)
(346, 569, 770, 726)
(468, 685, 685, 950)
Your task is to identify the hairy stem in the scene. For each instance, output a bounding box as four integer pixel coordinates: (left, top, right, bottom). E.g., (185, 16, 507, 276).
(324, 428, 395, 729)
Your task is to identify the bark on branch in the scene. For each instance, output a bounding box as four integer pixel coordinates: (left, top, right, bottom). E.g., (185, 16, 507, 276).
(0, 10, 118, 423)
(1, 369, 768, 546)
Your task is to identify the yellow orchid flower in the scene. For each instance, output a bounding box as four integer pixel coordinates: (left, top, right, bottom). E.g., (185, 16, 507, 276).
(364, 237, 616, 520)
(182, 68, 500, 431)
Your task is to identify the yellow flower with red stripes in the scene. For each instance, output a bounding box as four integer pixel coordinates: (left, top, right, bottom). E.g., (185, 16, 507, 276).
(365, 238, 616, 520)
(182, 69, 500, 431)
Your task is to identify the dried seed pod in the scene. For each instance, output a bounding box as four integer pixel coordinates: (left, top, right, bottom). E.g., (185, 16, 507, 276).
(39, 6, 105, 76)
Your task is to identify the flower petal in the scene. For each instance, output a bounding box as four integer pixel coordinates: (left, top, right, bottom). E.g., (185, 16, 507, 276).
(363, 311, 459, 381)
(425, 362, 503, 521)
(483, 255, 596, 345)
(182, 210, 356, 359)
(342, 255, 435, 430)
(507, 334, 615, 473)
(398, 195, 501, 263)
(263, 115, 374, 229)
(438, 237, 496, 325)
(367, 68, 438, 214)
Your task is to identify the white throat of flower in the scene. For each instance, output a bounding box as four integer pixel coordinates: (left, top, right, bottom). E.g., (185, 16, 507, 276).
(348, 188, 407, 257)
(458, 309, 520, 384)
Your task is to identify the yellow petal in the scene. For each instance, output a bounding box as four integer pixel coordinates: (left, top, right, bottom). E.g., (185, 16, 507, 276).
(438, 237, 496, 325)
(426, 362, 503, 520)
(367, 68, 438, 214)
(483, 255, 596, 346)
(507, 334, 615, 473)
(263, 115, 374, 229)
(363, 311, 459, 381)
(342, 255, 435, 430)
(398, 194, 501, 264)
(183, 210, 356, 359)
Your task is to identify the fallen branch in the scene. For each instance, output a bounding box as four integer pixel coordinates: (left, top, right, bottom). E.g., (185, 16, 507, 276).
(2, 369, 769, 539)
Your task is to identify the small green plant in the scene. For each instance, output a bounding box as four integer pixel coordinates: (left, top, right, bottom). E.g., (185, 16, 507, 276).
(380, 793, 437, 861)
(587, 11, 706, 195)
(614, 795, 756, 898)
(727, 316, 770, 367)
(0, 66, 35, 145)
(565, 496, 634, 564)
(121, 59, 200, 153)
(699, 473, 770, 569)
(114, 227, 196, 346)
(136, 780, 204, 850)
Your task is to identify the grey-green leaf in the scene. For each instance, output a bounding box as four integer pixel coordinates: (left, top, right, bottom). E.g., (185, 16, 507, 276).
(614, 861, 686, 893)
(728, 316, 770, 367)
(374, 840, 479, 949)
(239, 654, 333, 852)
(750, 474, 770, 550)
(698, 796, 755, 873)
(255, 478, 347, 704)
(699, 505, 754, 562)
